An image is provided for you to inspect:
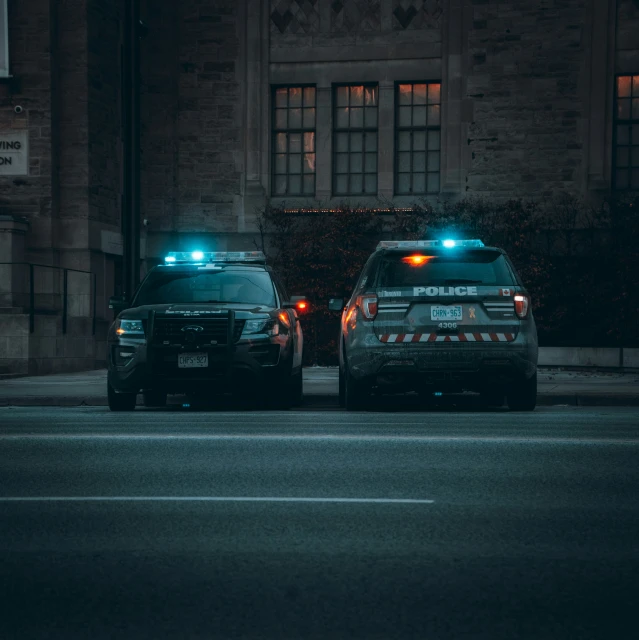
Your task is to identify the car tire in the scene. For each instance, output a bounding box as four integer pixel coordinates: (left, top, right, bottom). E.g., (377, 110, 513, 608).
(108, 382, 137, 412)
(506, 372, 537, 411)
(480, 390, 505, 409)
(143, 389, 167, 408)
(345, 367, 368, 411)
(290, 369, 303, 407)
(338, 366, 346, 408)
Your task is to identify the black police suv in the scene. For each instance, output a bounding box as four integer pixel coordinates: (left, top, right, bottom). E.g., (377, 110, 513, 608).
(107, 251, 306, 410)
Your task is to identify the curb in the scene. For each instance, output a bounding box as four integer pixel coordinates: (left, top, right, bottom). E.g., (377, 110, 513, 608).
(2, 394, 639, 408)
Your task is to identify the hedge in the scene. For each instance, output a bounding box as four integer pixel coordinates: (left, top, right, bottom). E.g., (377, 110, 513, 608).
(255, 196, 639, 365)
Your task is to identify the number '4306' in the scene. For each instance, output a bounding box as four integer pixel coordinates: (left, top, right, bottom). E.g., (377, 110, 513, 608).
(438, 322, 457, 329)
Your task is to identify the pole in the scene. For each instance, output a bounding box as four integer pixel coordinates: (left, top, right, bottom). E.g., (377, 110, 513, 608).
(122, 0, 141, 301)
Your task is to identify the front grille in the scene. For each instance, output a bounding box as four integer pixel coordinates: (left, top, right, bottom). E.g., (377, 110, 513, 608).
(152, 317, 245, 345)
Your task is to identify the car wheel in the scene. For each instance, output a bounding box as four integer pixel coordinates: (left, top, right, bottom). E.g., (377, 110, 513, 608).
(107, 382, 137, 412)
(506, 372, 537, 411)
(480, 389, 505, 409)
(143, 389, 167, 408)
(345, 367, 368, 411)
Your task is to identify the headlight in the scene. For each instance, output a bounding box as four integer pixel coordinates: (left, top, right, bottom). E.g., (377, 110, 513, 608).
(242, 318, 279, 336)
(115, 319, 144, 337)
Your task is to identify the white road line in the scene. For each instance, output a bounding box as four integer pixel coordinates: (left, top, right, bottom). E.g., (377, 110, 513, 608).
(0, 434, 636, 445)
(0, 496, 435, 504)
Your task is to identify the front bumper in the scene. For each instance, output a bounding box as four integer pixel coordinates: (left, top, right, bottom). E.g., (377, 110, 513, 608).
(108, 336, 291, 394)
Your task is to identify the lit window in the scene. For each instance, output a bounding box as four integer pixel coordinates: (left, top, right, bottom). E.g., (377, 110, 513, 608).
(395, 82, 441, 195)
(615, 75, 639, 190)
(333, 84, 378, 196)
(272, 86, 316, 196)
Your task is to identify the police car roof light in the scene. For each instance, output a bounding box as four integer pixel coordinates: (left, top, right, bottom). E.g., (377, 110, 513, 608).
(164, 251, 267, 264)
(376, 239, 484, 250)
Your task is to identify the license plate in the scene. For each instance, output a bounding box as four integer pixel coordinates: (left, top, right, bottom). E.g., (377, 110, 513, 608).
(431, 305, 463, 321)
(178, 353, 208, 368)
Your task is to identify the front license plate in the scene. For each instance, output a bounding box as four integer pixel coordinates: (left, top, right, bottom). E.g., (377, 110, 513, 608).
(431, 305, 463, 321)
(178, 353, 208, 368)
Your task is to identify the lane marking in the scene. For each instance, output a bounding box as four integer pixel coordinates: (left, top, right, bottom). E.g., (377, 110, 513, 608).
(0, 434, 637, 445)
(0, 496, 435, 505)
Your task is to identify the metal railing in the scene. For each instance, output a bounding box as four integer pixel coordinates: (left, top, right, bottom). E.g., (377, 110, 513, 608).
(0, 262, 97, 335)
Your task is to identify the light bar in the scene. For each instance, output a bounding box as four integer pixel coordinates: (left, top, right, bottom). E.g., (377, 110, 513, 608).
(165, 251, 266, 264)
(376, 239, 484, 250)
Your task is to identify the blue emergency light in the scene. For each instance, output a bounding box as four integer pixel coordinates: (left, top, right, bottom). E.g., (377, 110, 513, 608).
(376, 239, 484, 250)
(164, 250, 267, 264)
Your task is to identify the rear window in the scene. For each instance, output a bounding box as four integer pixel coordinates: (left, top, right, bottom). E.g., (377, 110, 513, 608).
(376, 250, 516, 288)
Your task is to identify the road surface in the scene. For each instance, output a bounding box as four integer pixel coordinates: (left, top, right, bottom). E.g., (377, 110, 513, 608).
(1, 406, 638, 639)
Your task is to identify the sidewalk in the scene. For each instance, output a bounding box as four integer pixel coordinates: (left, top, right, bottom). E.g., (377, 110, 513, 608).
(0, 367, 638, 407)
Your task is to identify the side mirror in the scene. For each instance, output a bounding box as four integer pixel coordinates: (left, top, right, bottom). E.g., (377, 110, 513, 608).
(109, 296, 129, 312)
(328, 298, 344, 312)
(284, 296, 310, 313)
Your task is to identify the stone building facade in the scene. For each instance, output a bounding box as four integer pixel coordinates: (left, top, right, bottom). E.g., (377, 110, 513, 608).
(0, 0, 638, 374)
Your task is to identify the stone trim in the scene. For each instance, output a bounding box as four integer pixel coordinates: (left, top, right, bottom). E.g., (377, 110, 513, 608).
(586, 0, 615, 192)
(440, 0, 468, 196)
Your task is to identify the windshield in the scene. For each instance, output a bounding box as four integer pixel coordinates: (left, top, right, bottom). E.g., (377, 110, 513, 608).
(133, 269, 277, 307)
(376, 250, 516, 287)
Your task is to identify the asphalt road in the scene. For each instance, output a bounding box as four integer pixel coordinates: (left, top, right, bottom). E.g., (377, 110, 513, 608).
(1, 406, 638, 640)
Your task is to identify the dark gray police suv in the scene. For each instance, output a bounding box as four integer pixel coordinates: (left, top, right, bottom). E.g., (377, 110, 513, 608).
(329, 239, 538, 411)
(107, 251, 307, 411)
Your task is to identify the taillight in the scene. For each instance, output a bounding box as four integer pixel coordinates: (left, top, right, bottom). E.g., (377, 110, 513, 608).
(358, 294, 378, 320)
(514, 294, 530, 319)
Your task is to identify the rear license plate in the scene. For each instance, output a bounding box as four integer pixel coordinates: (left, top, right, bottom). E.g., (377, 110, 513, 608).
(178, 353, 208, 368)
(431, 305, 463, 321)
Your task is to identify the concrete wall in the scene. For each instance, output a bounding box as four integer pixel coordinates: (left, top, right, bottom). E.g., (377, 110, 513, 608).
(0, 0, 54, 259)
(0, 0, 121, 375)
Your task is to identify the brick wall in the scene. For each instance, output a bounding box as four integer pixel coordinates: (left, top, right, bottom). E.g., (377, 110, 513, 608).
(465, 0, 588, 198)
(616, 0, 639, 69)
(88, 0, 123, 227)
(141, 0, 243, 247)
(140, 0, 178, 234)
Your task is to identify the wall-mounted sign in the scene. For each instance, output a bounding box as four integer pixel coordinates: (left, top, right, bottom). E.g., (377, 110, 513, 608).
(0, 0, 9, 78)
(0, 131, 28, 176)
(101, 230, 124, 256)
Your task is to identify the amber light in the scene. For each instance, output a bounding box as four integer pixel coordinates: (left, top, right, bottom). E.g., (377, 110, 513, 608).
(402, 255, 434, 266)
(296, 301, 309, 312)
(116, 328, 126, 335)
(278, 312, 291, 327)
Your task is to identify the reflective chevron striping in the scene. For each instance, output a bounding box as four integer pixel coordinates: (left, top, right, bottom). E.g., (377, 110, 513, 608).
(378, 332, 515, 343)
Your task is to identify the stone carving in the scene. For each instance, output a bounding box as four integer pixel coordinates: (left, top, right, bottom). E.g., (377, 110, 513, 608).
(392, 0, 443, 30)
(331, 0, 381, 33)
(271, 0, 320, 35)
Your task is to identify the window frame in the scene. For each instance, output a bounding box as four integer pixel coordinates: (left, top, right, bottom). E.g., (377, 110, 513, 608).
(393, 80, 442, 196)
(613, 74, 639, 192)
(332, 82, 379, 197)
(271, 84, 317, 197)
(0, 0, 9, 78)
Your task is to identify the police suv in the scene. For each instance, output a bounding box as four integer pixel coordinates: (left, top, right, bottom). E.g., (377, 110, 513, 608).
(107, 251, 306, 411)
(330, 239, 538, 411)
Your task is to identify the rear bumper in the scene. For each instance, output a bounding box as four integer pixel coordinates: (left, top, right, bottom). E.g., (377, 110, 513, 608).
(345, 331, 537, 391)
(108, 337, 292, 394)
